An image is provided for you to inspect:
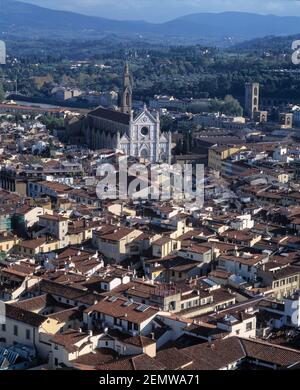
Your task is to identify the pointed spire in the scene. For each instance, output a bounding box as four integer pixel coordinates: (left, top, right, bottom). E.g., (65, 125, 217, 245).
(125, 60, 129, 75)
(121, 61, 133, 115)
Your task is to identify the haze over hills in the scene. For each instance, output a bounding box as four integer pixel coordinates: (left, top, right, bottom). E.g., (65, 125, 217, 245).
(1, 0, 300, 43)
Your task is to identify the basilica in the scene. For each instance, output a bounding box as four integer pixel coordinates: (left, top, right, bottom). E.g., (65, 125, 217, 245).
(67, 63, 172, 163)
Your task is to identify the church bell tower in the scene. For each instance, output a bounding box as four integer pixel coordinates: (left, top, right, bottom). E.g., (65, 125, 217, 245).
(121, 62, 133, 115)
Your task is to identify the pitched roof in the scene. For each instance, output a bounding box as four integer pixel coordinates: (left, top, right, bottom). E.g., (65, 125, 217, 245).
(240, 338, 300, 367)
(31, 279, 102, 306)
(5, 304, 46, 327)
(85, 297, 159, 324)
(154, 347, 193, 370)
(182, 337, 245, 370)
(89, 107, 130, 126)
(96, 354, 165, 371)
(50, 330, 87, 352)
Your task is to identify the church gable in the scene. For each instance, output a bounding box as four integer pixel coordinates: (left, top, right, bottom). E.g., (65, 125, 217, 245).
(120, 133, 130, 144)
(67, 62, 171, 163)
(133, 108, 157, 125)
(159, 133, 169, 143)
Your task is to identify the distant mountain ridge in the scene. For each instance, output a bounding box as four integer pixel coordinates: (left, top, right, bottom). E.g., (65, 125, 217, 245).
(1, 0, 300, 42)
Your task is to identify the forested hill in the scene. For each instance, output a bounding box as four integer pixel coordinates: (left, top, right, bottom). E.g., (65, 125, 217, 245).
(2, 0, 300, 43)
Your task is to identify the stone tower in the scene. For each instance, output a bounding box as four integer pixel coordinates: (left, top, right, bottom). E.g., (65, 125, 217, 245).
(121, 62, 133, 115)
(245, 82, 259, 119)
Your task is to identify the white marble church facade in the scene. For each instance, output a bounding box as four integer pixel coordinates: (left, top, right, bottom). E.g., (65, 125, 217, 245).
(118, 105, 171, 163)
(67, 64, 172, 163)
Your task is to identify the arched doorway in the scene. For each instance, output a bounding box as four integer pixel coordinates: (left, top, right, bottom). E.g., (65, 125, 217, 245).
(140, 148, 150, 162)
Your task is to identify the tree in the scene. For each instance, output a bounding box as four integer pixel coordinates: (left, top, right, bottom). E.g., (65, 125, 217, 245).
(222, 95, 243, 116)
(0, 83, 4, 102)
(209, 96, 243, 116)
(160, 115, 174, 132)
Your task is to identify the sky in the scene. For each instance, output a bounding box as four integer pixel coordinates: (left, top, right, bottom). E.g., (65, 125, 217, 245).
(17, 0, 300, 22)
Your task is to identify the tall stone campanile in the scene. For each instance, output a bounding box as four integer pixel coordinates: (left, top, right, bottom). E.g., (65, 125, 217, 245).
(121, 62, 133, 115)
(245, 82, 259, 119)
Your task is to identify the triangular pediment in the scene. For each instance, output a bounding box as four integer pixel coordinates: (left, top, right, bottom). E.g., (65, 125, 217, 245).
(160, 133, 168, 143)
(133, 108, 157, 124)
(120, 133, 130, 143)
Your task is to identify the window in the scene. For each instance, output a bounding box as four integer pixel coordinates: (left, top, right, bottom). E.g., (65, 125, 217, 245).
(54, 358, 58, 366)
(13, 325, 18, 336)
(246, 322, 253, 332)
(1, 324, 6, 332)
(141, 127, 149, 137)
(26, 329, 31, 340)
(134, 323, 138, 331)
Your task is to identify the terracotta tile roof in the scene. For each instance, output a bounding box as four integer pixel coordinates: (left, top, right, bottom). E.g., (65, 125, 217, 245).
(72, 349, 117, 368)
(40, 213, 68, 222)
(85, 296, 159, 324)
(183, 337, 245, 370)
(271, 266, 300, 280)
(48, 308, 82, 323)
(154, 347, 193, 370)
(18, 237, 46, 249)
(240, 338, 300, 367)
(89, 107, 130, 125)
(97, 354, 165, 371)
(37, 181, 71, 193)
(50, 330, 88, 352)
(99, 227, 139, 242)
(31, 279, 102, 306)
(126, 335, 155, 348)
(12, 293, 67, 312)
(5, 303, 46, 327)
